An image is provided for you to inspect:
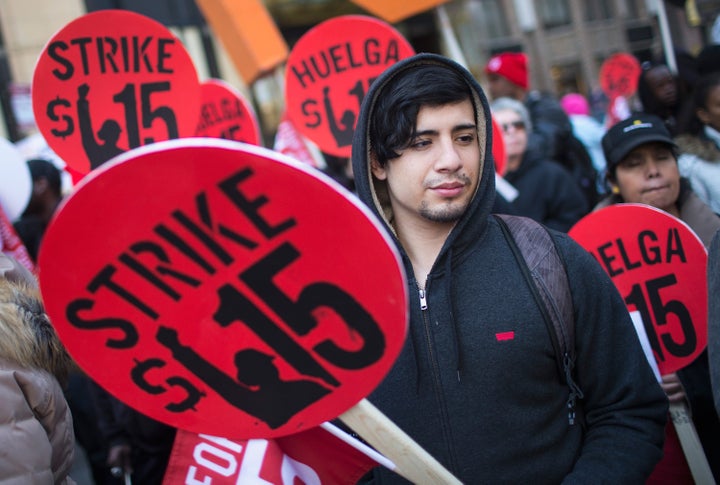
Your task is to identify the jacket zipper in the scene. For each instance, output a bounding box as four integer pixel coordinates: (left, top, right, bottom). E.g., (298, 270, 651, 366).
(418, 282, 459, 472)
(419, 288, 428, 310)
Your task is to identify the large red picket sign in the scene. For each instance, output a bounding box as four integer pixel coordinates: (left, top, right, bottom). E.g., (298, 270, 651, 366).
(195, 79, 262, 145)
(284, 15, 415, 158)
(569, 204, 708, 375)
(38, 139, 408, 438)
(32, 10, 201, 175)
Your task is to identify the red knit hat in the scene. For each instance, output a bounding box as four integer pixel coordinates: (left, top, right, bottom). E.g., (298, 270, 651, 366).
(485, 52, 529, 90)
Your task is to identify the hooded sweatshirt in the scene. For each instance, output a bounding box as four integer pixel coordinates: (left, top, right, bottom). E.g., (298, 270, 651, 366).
(351, 53, 667, 484)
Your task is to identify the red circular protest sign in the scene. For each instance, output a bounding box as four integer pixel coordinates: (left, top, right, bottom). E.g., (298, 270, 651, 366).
(195, 79, 261, 145)
(600, 52, 641, 99)
(491, 117, 506, 176)
(285, 15, 415, 158)
(569, 204, 708, 375)
(32, 10, 201, 175)
(38, 139, 408, 438)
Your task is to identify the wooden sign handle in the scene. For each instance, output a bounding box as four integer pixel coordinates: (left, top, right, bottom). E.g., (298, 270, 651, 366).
(669, 401, 716, 485)
(340, 399, 462, 484)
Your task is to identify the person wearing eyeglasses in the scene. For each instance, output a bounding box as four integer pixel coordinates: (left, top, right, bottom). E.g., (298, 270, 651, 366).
(485, 52, 599, 208)
(490, 97, 588, 232)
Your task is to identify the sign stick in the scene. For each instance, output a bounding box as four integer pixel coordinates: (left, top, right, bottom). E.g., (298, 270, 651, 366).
(340, 399, 462, 484)
(669, 401, 716, 485)
(632, 314, 715, 484)
(434, 5, 468, 70)
(653, 0, 677, 74)
(319, 421, 396, 470)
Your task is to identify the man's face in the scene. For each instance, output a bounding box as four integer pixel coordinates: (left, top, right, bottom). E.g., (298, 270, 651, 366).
(613, 142, 680, 214)
(371, 99, 480, 230)
(486, 73, 518, 100)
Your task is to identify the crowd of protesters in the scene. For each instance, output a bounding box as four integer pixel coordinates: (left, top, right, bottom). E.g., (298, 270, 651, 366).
(2, 36, 720, 484)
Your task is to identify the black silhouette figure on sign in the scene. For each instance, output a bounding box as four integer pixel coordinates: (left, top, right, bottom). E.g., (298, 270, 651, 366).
(324, 86, 356, 148)
(77, 83, 126, 169)
(156, 325, 331, 429)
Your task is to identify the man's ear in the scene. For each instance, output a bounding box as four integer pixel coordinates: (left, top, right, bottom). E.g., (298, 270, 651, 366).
(370, 153, 387, 180)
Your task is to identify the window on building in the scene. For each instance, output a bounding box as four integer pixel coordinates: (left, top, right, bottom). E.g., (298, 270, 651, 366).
(584, 0, 613, 22)
(473, 0, 510, 39)
(84, 0, 204, 26)
(551, 62, 582, 95)
(538, 0, 571, 29)
(625, 0, 642, 19)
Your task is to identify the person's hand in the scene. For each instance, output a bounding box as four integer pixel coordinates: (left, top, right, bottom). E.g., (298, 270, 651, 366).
(661, 372, 686, 403)
(107, 443, 132, 476)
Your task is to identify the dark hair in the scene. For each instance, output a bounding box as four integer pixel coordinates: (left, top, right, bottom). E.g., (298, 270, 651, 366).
(369, 63, 474, 167)
(694, 71, 720, 119)
(676, 72, 720, 136)
(27, 158, 61, 195)
(637, 62, 677, 115)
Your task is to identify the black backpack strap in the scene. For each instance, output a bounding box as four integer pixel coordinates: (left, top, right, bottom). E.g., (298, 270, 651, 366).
(494, 214, 584, 425)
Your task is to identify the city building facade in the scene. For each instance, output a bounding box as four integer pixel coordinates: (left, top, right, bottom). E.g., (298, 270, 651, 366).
(1, 0, 717, 142)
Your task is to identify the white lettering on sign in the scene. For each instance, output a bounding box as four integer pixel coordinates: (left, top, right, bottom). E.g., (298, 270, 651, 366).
(236, 440, 273, 484)
(281, 455, 321, 484)
(183, 435, 319, 484)
(194, 443, 238, 476)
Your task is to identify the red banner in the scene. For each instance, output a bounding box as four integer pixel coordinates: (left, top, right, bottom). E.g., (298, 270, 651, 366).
(163, 426, 378, 485)
(0, 205, 35, 274)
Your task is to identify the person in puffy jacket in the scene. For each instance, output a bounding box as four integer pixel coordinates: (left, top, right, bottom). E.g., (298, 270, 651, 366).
(0, 253, 76, 484)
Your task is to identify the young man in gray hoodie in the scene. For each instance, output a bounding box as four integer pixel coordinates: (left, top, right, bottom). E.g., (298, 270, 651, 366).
(351, 53, 667, 483)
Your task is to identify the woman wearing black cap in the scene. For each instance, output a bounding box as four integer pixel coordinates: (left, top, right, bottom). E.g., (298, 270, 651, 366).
(597, 113, 720, 484)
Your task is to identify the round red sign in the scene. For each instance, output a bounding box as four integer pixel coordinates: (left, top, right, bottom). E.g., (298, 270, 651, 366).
(284, 15, 415, 158)
(195, 79, 262, 145)
(569, 204, 708, 375)
(38, 139, 408, 438)
(600, 52, 641, 100)
(32, 10, 201, 175)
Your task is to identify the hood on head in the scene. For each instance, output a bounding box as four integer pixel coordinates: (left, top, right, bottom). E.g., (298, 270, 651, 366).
(0, 278, 72, 384)
(351, 53, 496, 249)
